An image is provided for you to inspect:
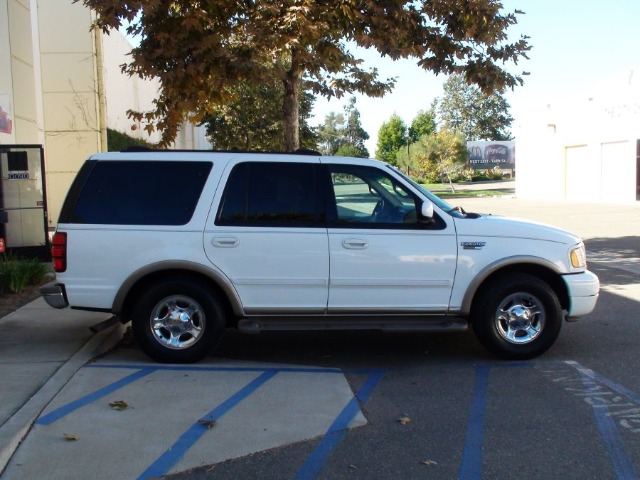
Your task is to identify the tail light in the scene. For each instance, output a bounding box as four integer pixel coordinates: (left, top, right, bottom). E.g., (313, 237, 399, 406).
(51, 232, 67, 272)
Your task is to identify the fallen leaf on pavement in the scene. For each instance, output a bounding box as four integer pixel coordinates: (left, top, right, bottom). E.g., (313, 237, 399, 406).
(422, 460, 438, 466)
(199, 419, 217, 429)
(398, 416, 411, 425)
(109, 400, 128, 410)
(63, 433, 79, 441)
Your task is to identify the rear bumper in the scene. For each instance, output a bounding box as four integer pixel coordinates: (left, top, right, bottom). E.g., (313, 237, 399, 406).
(563, 270, 600, 318)
(40, 282, 69, 309)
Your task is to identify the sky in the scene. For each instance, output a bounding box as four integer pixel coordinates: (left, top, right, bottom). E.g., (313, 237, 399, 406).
(311, 0, 640, 155)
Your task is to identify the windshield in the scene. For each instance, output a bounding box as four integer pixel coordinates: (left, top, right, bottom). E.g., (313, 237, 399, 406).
(385, 166, 465, 218)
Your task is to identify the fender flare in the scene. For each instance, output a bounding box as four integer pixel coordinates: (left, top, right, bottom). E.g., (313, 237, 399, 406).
(111, 260, 244, 317)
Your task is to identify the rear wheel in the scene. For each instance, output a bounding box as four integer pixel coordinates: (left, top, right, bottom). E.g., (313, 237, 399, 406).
(472, 273, 562, 359)
(132, 278, 225, 363)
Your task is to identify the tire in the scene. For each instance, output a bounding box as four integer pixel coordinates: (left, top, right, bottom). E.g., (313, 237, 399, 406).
(472, 273, 562, 360)
(132, 278, 225, 363)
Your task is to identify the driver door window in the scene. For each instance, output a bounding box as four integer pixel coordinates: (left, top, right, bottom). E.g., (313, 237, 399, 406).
(329, 165, 419, 227)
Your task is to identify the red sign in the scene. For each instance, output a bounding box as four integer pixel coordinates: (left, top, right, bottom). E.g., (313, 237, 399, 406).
(0, 238, 5, 253)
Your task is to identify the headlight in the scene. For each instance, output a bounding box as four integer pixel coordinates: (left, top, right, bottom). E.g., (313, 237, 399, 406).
(570, 244, 587, 269)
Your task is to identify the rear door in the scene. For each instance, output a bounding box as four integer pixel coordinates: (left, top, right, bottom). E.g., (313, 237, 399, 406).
(203, 158, 329, 314)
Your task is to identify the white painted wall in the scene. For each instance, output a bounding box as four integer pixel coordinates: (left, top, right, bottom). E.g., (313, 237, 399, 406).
(101, 30, 163, 144)
(515, 71, 640, 204)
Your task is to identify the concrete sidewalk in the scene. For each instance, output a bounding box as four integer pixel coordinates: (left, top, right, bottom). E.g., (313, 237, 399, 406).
(0, 298, 124, 472)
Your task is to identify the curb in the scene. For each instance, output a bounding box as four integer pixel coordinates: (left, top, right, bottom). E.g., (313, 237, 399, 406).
(0, 321, 126, 474)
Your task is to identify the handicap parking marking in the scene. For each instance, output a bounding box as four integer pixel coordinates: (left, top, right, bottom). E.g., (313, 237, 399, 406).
(36, 363, 348, 427)
(140, 370, 279, 480)
(458, 361, 640, 480)
(294, 369, 384, 480)
(6, 361, 382, 480)
(36, 367, 156, 426)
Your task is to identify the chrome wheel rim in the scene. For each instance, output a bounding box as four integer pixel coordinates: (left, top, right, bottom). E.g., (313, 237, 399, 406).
(495, 292, 545, 344)
(150, 295, 205, 350)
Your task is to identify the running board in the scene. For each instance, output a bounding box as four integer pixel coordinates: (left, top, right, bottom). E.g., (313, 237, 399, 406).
(237, 316, 468, 334)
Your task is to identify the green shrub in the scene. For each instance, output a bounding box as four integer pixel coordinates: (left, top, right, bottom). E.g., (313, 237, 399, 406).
(107, 128, 154, 152)
(0, 254, 51, 294)
(488, 166, 504, 180)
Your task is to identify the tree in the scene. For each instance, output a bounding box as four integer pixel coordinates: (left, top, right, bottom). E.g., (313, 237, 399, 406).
(408, 106, 437, 143)
(376, 114, 407, 165)
(317, 97, 369, 157)
(394, 108, 437, 174)
(335, 144, 365, 157)
(204, 79, 316, 151)
(317, 112, 346, 156)
(437, 73, 514, 140)
(343, 97, 370, 158)
(414, 129, 468, 185)
(82, 1, 530, 149)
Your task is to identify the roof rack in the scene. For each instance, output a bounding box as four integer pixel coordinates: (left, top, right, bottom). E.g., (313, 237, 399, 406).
(120, 147, 322, 156)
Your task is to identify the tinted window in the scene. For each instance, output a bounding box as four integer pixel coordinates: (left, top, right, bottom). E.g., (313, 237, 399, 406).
(71, 161, 212, 225)
(217, 162, 319, 226)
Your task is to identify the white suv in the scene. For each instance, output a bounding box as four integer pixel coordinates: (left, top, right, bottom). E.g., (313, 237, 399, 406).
(41, 151, 599, 363)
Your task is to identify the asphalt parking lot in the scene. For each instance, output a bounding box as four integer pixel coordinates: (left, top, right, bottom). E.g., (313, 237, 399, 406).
(1, 195, 639, 480)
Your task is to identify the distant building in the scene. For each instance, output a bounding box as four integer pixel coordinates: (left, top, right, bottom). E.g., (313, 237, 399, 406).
(0, 0, 211, 243)
(514, 70, 640, 203)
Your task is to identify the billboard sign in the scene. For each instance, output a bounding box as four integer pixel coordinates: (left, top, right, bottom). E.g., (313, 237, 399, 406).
(467, 141, 515, 170)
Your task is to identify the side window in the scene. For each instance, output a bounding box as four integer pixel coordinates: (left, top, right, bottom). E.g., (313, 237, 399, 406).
(329, 164, 422, 228)
(71, 161, 212, 225)
(216, 162, 319, 226)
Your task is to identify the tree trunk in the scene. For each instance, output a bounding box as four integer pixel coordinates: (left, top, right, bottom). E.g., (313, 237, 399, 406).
(282, 51, 303, 152)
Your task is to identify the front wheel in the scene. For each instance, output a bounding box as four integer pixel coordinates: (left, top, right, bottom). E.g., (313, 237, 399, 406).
(472, 273, 563, 359)
(132, 278, 225, 363)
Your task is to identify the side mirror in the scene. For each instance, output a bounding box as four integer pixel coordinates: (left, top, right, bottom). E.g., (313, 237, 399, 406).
(420, 200, 434, 221)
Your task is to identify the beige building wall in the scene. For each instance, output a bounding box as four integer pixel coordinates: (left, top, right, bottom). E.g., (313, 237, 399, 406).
(0, 0, 40, 144)
(0, 1, 16, 143)
(1, 0, 213, 229)
(36, 0, 102, 225)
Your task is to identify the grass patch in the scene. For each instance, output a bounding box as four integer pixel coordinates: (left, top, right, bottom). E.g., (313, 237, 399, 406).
(421, 182, 513, 198)
(0, 253, 51, 294)
(433, 189, 509, 198)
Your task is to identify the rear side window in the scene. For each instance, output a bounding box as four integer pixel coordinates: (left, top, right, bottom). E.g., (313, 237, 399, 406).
(216, 162, 319, 226)
(68, 161, 212, 225)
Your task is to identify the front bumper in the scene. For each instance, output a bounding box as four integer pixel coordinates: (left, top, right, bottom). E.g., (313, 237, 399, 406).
(563, 270, 600, 318)
(40, 282, 69, 309)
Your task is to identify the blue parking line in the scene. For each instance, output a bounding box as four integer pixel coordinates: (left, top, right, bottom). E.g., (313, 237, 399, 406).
(86, 364, 343, 374)
(457, 364, 490, 480)
(294, 369, 384, 480)
(36, 368, 155, 425)
(138, 370, 278, 480)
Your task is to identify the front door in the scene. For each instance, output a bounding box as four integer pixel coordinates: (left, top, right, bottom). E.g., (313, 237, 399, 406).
(325, 162, 457, 313)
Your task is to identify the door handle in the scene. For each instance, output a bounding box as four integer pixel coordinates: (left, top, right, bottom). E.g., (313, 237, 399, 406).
(342, 238, 368, 249)
(212, 236, 239, 248)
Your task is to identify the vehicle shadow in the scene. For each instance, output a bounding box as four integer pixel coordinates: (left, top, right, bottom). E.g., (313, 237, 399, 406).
(213, 329, 490, 369)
